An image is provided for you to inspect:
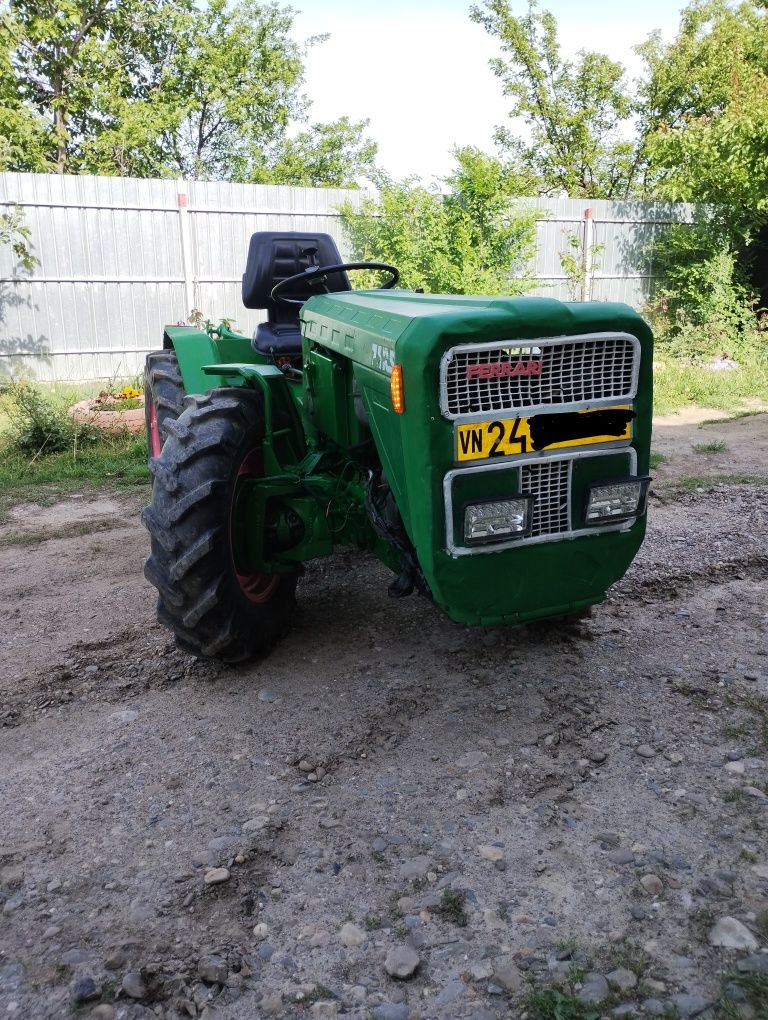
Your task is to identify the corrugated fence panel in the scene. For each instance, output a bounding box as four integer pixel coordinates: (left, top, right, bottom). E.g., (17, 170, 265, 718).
(0, 172, 697, 381)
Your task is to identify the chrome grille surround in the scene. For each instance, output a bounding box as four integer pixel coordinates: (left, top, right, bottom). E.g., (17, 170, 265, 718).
(444, 448, 637, 557)
(440, 332, 640, 420)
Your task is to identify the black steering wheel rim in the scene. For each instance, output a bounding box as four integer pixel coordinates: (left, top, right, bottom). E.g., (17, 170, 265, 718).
(270, 261, 400, 306)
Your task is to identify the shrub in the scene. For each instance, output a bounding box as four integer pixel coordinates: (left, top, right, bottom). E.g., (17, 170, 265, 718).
(339, 147, 538, 296)
(5, 381, 99, 455)
(647, 220, 767, 361)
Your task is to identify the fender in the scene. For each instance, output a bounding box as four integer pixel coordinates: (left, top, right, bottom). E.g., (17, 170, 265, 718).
(163, 324, 261, 395)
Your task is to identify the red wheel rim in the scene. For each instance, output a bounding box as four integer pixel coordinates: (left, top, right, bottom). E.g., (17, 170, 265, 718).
(231, 449, 280, 604)
(148, 396, 162, 458)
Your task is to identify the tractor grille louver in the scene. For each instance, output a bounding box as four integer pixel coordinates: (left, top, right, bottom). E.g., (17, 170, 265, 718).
(522, 458, 571, 537)
(441, 332, 639, 418)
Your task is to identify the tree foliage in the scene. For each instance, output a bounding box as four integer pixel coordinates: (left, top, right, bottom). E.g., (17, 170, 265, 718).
(638, 0, 768, 230)
(339, 148, 538, 295)
(0, 0, 378, 184)
(470, 0, 647, 198)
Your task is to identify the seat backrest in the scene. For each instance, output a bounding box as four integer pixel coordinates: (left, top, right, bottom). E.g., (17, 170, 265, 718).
(241, 232, 351, 319)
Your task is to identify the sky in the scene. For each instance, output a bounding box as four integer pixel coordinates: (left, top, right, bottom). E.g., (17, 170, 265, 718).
(291, 0, 687, 183)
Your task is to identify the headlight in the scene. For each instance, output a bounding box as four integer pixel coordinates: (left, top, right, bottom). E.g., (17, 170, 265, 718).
(585, 477, 650, 524)
(464, 495, 533, 545)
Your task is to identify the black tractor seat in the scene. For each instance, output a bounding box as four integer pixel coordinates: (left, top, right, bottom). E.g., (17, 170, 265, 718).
(241, 231, 351, 358)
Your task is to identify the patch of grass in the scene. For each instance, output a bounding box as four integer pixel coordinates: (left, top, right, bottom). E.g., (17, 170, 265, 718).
(718, 972, 768, 1020)
(527, 988, 600, 1020)
(693, 440, 728, 454)
(701, 409, 765, 425)
(597, 940, 650, 977)
(436, 888, 468, 927)
(0, 434, 148, 522)
(649, 451, 666, 469)
(668, 474, 768, 493)
(653, 357, 768, 416)
(363, 913, 382, 931)
(724, 789, 747, 804)
(739, 849, 758, 864)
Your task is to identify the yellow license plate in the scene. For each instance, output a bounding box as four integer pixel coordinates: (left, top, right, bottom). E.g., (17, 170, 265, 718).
(455, 407, 633, 462)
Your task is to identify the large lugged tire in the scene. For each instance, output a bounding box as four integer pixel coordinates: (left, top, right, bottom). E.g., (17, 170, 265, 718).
(144, 351, 185, 458)
(142, 387, 299, 663)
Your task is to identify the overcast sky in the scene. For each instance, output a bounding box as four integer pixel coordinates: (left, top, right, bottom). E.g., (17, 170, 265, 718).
(292, 0, 686, 183)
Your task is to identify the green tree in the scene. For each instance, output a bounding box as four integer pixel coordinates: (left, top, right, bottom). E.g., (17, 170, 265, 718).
(470, 0, 647, 198)
(253, 117, 378, 188)
(638, 0, 768, 229)
(0, 0, 379, 184)
(339, 147, 538, 295)
(0, 0, 186, 173)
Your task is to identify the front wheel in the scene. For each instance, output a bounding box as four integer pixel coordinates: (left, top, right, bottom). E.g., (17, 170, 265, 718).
(142, 388, 298, 663)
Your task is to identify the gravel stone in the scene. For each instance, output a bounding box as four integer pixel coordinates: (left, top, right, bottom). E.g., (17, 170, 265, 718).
(491, 958, 522, 992)
(709, 916, 759, 950)
(639, 874, 664, 896)
(339, 922, 367, 948)
(373, 1005, 409, 1020)
(198, 955, 228, 984)
(636, 744, 656, 758)
(121, 971, 147, 999)
(70, 976, 99, 1003)
(670, 992, 710, 1018)
(607, 968, 638, 992)
(577, 973, 609, 1005)
(737, 954, 768, 975)
(478, 844, 505, 862)
(203, 867, 230, 885)
(384, 945, 420, 979)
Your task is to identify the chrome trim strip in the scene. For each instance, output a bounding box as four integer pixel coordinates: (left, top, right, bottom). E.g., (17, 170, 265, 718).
(443, 447, 638, 557)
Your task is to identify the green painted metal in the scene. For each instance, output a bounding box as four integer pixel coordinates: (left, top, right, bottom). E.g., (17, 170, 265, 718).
(164, 292, 653, 627)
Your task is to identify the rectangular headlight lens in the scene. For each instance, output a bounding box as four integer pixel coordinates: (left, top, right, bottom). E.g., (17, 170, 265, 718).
(585, 477, 650, 524)
(464, 496, 532, 544)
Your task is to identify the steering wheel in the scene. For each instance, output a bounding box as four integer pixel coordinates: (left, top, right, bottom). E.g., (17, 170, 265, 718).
(270, 262, 399, 306)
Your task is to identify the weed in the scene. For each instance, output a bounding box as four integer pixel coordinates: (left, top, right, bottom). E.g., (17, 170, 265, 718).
(693, 440, 727, 454)
(566, 963, 586, 985)
(527, 987, 600, 1020)
(649, 451, 666, 469)
(302, 983, 337, 1004)
(596, 940, 650, 977)
(688, 906, 716, 940)
(394, 923, 409, 939)
(718, 972, 768, 1020)
(556, 937, 578, 957)
(739, 849, 758, 864)
(436, 888, 468, 927)
(363, 914, 382, 931)
(724, 789, 746, 804)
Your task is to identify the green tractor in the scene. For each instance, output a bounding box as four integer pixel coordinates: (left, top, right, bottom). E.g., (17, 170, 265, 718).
(142, 231, 652, 663)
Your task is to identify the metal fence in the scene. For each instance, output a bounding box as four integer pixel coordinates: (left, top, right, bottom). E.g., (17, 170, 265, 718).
(0, 172, 695, 382)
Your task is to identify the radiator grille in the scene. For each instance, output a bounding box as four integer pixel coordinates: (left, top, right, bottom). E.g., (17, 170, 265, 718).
(441, 333, 638, 418)
(522, 459, 571, 537)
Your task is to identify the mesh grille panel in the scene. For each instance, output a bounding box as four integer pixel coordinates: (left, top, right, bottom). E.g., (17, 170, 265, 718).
(442, 334, 637, 417)
(522, 459, 570, 537)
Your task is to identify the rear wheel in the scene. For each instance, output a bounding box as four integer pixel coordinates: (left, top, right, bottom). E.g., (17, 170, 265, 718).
(144, 351, 185, 458)
(142, 387, 298, 663)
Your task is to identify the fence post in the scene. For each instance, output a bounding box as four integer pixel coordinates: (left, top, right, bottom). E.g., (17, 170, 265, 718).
(177, 181, 194, 319)
(582, 207, 594, 302)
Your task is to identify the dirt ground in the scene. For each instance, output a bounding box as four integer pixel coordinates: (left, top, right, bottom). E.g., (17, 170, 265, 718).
(1, 413, 767, 1020)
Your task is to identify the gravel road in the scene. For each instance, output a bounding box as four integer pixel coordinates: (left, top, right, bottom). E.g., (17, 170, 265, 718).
(0, 415, 766, 1020)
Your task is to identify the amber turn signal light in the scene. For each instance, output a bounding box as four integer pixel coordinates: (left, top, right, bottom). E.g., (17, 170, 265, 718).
(390, 364, 405, 414)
